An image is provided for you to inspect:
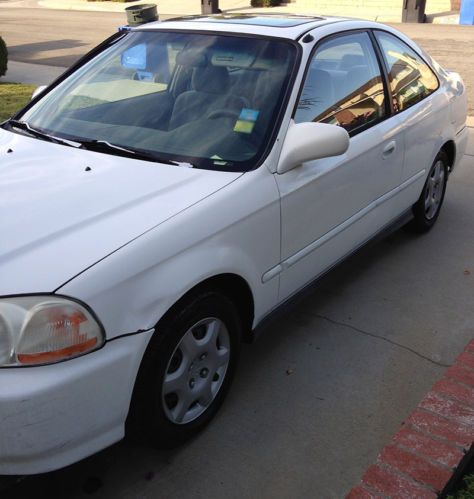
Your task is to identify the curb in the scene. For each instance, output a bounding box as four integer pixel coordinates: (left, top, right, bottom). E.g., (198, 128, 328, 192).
(346, 339, 474, 498)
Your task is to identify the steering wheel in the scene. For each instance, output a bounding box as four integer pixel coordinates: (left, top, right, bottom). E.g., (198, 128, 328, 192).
(206, 109, 241, 120)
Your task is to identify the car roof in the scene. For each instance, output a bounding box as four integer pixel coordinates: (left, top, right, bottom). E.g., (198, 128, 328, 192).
(137, 13, 352, 40)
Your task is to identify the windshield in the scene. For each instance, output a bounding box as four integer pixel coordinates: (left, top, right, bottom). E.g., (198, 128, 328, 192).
(18, 31, 297, 171)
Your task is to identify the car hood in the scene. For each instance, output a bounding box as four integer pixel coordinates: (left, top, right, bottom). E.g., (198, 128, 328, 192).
(0, 130, 242, 294)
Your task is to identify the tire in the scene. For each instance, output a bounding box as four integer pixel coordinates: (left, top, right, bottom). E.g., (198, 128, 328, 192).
(408, 151, 448, 233)
(126, 291, 241, 448)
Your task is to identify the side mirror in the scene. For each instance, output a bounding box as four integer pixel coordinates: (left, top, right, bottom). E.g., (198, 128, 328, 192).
(31, 85, 48, 100)
(277, 121, 350, 174)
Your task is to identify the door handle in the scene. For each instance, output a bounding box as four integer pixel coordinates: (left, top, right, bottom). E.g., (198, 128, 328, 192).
(382, 141, 396, 159)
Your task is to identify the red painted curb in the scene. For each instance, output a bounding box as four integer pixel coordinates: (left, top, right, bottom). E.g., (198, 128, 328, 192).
(346, 339, 474, 498)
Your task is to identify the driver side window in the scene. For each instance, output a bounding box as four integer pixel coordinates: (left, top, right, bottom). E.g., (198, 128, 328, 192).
(295, 32, 386, 135)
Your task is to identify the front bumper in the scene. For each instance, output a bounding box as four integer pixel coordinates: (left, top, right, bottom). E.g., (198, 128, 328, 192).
(0, 331, 152, 475)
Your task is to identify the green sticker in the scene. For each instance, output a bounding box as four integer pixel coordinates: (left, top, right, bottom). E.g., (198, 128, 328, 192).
(234, 120, 255, 134)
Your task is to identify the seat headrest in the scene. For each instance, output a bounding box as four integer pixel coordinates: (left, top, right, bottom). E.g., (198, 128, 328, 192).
(192, 65, 229, 93)
(176, 49, 207, 68)
(346, 65, 369, 79)
(294, 68, 334, 123)
(339, 54, 365, 70)
(306, 68, 332, 88)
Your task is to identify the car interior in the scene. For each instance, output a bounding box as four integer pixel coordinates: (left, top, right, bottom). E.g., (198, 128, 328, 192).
(53, 34, 294, 167)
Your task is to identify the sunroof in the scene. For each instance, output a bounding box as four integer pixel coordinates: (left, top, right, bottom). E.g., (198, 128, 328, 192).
(182, 14, 323, 28)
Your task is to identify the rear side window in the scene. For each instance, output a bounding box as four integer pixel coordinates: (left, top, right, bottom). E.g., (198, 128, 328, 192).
(374, 31, 439, 113)
(294, 32, 386, 135)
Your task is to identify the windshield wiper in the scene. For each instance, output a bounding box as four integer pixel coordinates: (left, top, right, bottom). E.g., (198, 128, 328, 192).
(6, 119, 82, 148)
(5, 120, 194, 167)
(77, 139, 192, 167)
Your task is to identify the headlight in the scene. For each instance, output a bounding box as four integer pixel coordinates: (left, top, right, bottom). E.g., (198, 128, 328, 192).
(0, 295, 105, 367)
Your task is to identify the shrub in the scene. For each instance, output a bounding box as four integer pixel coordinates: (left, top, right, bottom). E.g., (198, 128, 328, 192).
(0, 36, 7, 78)
(448, 473, 474, 499)
(251, 0, 281, 6)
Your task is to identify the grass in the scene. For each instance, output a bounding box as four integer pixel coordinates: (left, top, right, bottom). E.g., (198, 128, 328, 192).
(449, 473, 474, 499)
(0, 83, 36, 121)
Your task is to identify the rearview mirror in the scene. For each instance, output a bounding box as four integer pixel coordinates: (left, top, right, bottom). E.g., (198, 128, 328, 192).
(277, 121, 350, 174)
(31, 85, 47, 100)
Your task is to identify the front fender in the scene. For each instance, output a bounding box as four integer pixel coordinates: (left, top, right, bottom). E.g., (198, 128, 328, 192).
(59, 165, 281, 339)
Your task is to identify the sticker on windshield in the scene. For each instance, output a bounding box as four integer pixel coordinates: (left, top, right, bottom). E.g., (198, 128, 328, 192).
(121, 43, 147, 70)
(239, 108, 259, 122)
(234, 108, 259, 134)
(234, 120, 255, 134)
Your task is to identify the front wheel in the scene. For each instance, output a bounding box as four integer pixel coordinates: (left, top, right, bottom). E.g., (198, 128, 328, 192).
(127, 292, 241, 448)
(408, 151, 448, 233)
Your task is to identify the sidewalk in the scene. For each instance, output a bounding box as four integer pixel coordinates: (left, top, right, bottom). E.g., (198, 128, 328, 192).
(0, 60, 66, 85)
(38, 0, 250, 16)
(33, 0, 461, 23)
(0, 0, 463, 23)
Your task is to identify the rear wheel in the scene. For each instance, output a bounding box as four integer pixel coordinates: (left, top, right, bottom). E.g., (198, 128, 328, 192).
(408, 151, 448, 233)
(127, 292, 241, 448)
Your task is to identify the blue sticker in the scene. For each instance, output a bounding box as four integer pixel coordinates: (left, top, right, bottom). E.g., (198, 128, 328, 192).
(121, 43, 147, 70)
(239, 108, 260, 122)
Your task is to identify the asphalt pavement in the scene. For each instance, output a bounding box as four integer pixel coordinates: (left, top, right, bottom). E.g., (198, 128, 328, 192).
(1, 6, 473, 114)
(0, 3, 474, 498)
(0, 7, 124, 67)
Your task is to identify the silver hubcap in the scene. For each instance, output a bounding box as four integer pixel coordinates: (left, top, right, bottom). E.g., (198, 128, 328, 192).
(162, 317, 230, 425)
(424, 160, 445, 220)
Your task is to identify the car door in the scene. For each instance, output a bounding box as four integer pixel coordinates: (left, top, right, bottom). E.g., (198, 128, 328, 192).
(274, 30, 407, 301)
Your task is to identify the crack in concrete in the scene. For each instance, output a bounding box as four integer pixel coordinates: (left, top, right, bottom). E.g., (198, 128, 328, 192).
(311, 313, 451, 368)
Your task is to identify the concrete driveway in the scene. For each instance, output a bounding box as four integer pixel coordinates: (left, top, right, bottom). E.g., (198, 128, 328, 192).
(0, 4, 473, 495)
(1, 132, 473, 497)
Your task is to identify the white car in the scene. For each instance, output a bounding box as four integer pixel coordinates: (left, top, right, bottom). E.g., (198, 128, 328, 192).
(0, 13, 468, 474)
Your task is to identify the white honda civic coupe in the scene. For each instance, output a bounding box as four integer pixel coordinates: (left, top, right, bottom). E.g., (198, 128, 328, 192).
(0, 13, 468, 474)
